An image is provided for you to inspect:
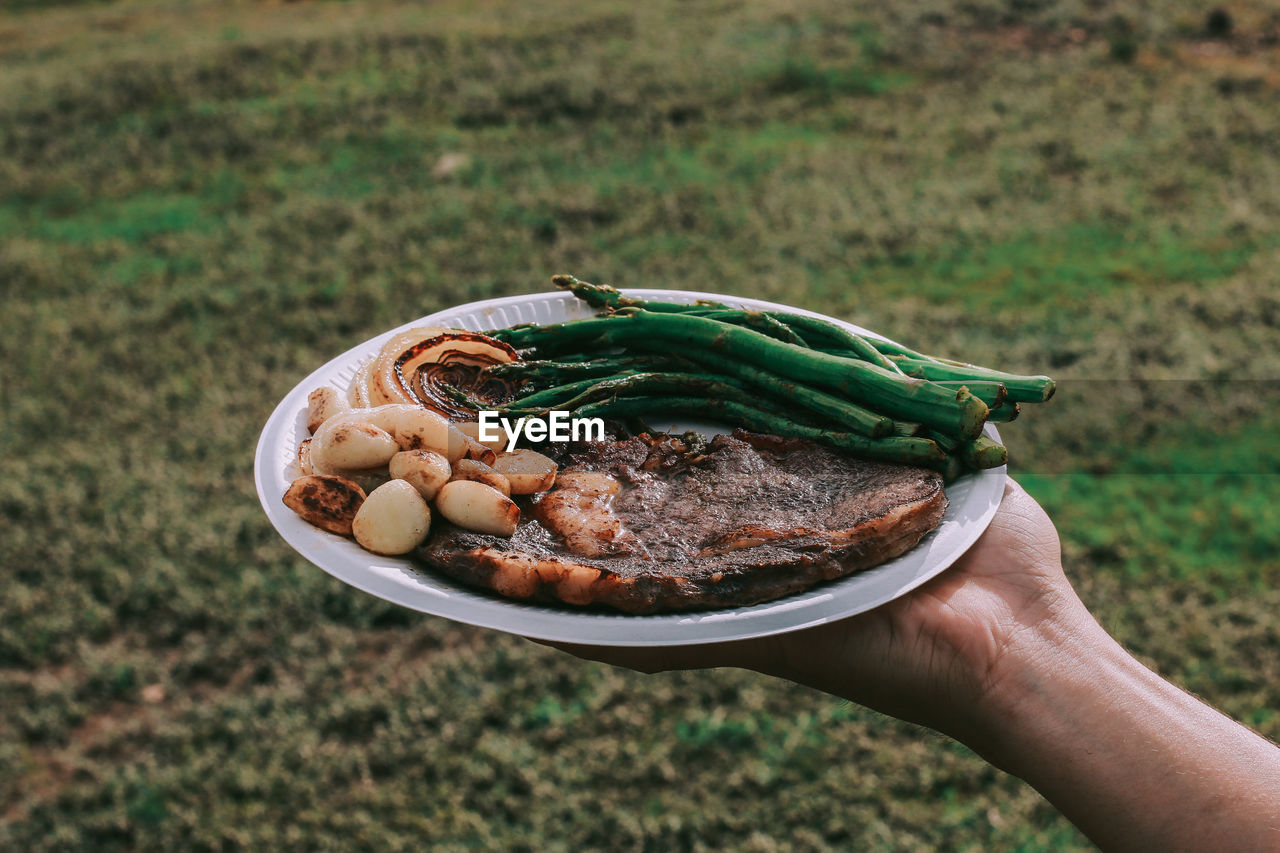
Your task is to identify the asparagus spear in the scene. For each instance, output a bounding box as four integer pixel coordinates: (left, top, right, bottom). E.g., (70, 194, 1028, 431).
(553, 273, 902, 372)
(925, 429, 961, 453)
(890, 356, 1055, 404)
(985, 402, 1021, 423)
(761, 312, 902, 373)
(552, 274, 722, 313)
(960, 435, 1009, 469)
(928, 433, 1007, 472)
(507, 375, 632, 409)
(862, 332, 1056, 403)
(538, 372, 769, 416)
(695, 309, 809, 346)
(939, 453, 965, 482)
(485, 355, 685, 383)
(929, 380, 1008, 408)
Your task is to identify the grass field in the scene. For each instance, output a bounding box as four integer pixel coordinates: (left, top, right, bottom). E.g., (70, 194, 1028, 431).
(3, 0, 1279, 849)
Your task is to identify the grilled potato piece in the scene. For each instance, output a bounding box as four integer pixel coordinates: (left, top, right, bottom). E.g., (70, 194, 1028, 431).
(352, 480, 432, 555)
(435, 480, 519, 537)
(450, 459, 511, 496)
(307, 386, 349, 434)
(389, 449, 451, 501)
(283, 475, 367, 535)
(492, 449, 557, 494)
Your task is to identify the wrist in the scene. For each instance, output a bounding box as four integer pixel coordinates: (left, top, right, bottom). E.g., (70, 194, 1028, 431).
(957, 597, 1117, 765)
(949, 595, 1280, 851)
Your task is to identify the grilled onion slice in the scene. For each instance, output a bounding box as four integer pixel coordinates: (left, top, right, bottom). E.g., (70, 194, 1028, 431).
(368, 326, 452, 406)
(395, 332, 521, 419)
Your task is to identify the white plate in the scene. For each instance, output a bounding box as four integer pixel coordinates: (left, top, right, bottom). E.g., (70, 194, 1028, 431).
(254, 289, 1005, 647)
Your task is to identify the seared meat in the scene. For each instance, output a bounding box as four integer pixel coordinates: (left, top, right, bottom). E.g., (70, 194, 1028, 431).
(415, 431, 947, 614)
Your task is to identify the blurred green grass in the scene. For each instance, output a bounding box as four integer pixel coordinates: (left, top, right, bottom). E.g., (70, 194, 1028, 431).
(2, 0, 1280, 849)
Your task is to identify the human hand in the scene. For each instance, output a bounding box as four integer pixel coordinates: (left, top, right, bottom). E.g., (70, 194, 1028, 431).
(544, 478, 1096, 743)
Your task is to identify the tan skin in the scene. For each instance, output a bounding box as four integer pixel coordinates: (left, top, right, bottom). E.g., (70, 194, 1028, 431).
(545, 480, 1280, 851)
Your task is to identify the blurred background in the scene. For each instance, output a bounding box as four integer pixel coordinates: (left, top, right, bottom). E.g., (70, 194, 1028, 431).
(2, 0, 1279, 849)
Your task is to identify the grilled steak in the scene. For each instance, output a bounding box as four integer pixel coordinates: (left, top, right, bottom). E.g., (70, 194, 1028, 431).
(415, 431, 947, 614)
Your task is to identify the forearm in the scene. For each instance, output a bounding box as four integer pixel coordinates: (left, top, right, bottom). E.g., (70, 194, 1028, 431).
(970, 610, 1280, 851)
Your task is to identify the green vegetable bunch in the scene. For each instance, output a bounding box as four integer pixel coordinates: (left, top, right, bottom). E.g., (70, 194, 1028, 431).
(469, 276, 1055, 480)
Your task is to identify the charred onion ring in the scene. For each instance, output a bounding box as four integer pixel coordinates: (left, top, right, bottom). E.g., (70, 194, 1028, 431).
(368, 326, 451, 406)
(394, 332, 521, 419)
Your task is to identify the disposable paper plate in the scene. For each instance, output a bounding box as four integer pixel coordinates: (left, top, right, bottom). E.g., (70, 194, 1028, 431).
(254, 290, 1005, 647)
